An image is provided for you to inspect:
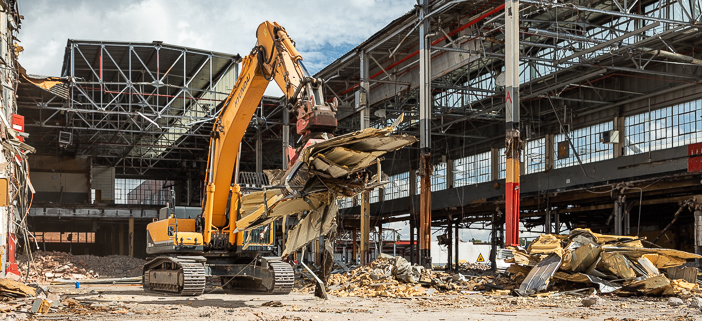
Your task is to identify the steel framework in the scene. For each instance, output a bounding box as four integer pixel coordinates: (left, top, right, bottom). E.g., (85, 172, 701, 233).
(21, 40, 242, 177)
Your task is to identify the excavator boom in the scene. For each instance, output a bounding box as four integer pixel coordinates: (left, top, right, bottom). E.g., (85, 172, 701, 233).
(202, 21, 337, 246)
(144, 21, 338, 296)
(143, 21, 417, 298)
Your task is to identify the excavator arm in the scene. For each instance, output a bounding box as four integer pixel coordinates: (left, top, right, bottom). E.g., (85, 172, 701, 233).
(143, 20, 415, 298)
(202, 21, 337, 247)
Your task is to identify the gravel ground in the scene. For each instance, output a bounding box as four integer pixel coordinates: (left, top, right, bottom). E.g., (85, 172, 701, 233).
(11, 284, 701, 321)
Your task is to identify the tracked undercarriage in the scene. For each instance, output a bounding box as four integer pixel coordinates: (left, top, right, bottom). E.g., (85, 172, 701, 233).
(142, 256, 294, 295)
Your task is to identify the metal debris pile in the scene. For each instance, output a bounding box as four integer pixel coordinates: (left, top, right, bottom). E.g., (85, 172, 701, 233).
(510, 228, 702, 297)
(18, 251, 146, 283)
(0, 278, 123, 317)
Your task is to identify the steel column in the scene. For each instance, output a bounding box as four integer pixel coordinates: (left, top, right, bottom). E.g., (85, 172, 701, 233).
(128, 217, 134, 257)
(360, 192, 370, 265)
(418, 0, 433, 269)
(504, 0, 521, 247)
(447, 219, 453, 270)
(358, 48, 371, 265)
(352, 229, 358, 264)
(454, 223, 459, 271)
(490, 207, 498, 271)
(409, 219, 415, 264)
(695, 210, 702, 263)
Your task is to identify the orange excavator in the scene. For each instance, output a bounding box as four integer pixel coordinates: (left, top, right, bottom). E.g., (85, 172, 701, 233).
(142, 21, 337, 295)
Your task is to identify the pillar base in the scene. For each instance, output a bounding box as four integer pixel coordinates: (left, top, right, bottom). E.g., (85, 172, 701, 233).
(421, 249, 432, 269)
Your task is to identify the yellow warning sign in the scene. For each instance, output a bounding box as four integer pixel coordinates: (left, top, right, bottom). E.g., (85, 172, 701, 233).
(476, 253, 485, 262)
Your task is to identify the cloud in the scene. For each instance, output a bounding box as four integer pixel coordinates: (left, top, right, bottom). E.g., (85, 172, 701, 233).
(17, 0, 415, 82)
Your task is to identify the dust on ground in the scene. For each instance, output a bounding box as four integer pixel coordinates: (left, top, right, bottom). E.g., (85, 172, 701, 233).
(3, 283, 699, 321)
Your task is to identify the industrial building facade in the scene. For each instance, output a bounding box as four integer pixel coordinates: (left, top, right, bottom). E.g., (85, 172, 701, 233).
(0, 0, 699, 279)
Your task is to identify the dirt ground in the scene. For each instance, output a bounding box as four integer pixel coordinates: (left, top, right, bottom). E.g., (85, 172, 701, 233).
(15, 283, 702, 321)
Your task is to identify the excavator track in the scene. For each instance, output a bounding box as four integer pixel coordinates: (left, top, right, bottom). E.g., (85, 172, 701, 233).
(143, 257, 206, 296)
(220, 257, 295, 294)
(267, 259, 294, 294)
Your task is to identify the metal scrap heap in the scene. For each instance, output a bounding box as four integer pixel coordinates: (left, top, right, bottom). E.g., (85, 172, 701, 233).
(511, 228, 702, 296)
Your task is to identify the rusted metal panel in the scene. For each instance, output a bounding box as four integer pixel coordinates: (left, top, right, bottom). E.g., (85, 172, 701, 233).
(688, 142, 702, 172)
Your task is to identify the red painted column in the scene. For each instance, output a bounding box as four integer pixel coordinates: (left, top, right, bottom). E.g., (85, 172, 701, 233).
(504, 0, 521, 247)
(505, 156, 521, 246)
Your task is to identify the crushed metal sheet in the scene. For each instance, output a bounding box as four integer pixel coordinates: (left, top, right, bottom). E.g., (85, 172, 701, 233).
(238, 191, 284, 218)
(569, 228, 638, 245)
(344, 135, 418, 152)
(234, 122, 416, 257)
(511, 229, 702, 297)
(303, 127, 417, 161)
(637, 257, 660, 277)
(603, 247, 702, 267)
(310, 156, 349, 178)
(505, 248, 531, 265)
(527, 234, 564, 257)
(640, 253, 687, 269)
(320, 148, 385, 173)
(567, 235, 597, 250)
(517, 253, 562, 295)
(618, 274, 670, 296)
(19, 65, 69, 99)
(553, 272, 620, 293)
(283, 197, 337, 257)
(236, 193, 325, 231)
(600, 252, 636, 279)
(561, 243, 600, 272)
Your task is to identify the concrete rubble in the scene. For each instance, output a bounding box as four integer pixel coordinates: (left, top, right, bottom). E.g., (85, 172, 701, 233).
(17, 251, 145, 283)
(0, 279, 135, 318)
(294, 253, 522, 298)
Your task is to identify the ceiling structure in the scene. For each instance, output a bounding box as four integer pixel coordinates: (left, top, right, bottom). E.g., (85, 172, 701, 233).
(16, 0, 702, 237)
(317, 0, 702, 160)
(19, 40, 243, 177)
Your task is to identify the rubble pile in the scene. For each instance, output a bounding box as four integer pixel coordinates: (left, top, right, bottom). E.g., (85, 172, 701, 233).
(459, 262, 491, 272)
(0, 279, 128, 317)
(509, 228, 702, 296)
(326, 254, 425, 297)
(18, 251, 145, 283)
(318, 254, 519, 297)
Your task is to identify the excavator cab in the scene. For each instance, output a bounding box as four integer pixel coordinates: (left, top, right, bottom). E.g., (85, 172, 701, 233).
(146, 206, 204, 255)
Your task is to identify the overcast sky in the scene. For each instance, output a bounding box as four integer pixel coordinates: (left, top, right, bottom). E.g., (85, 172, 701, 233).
(17, 0, 416, 95)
